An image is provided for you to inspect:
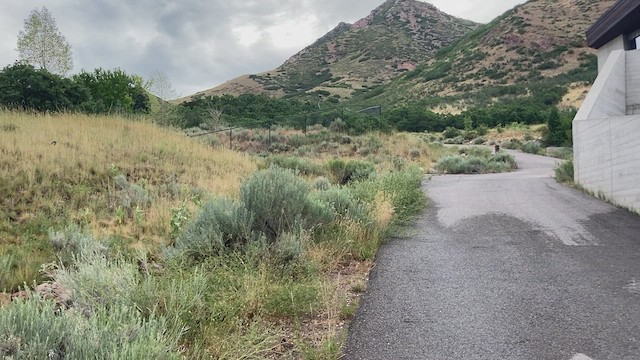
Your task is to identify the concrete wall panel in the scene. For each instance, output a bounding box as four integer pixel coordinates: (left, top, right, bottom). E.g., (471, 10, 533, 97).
(626, 50, 640, 114)
(575, 50, 626, 121)
(574, 115, 640, 212)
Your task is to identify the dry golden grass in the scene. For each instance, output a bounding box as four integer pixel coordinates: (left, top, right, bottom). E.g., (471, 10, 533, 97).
(0, 111, 256, 291)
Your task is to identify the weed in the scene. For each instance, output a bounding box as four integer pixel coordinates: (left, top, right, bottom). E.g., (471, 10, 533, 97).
(554, 159, 574, 184)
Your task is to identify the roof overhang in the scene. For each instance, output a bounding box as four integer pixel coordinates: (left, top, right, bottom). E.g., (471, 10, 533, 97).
(586, 0, 640, 49)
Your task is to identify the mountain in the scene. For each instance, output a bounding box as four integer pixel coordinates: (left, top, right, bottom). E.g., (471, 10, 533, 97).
(181, 0, 479, 102)
(354, 0, 617, 110)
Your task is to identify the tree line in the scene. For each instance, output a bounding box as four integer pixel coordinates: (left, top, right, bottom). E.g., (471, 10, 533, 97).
(0, 62, 150, 114)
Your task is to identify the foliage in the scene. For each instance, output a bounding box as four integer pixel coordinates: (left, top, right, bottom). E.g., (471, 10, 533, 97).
(0, 297, 183, 359)
(240, 167, 331, 241)
(521, 141, 544, 155)
(0, 63, 150, 115)
(326, 159, 376, 185)
(171, 197, 256, 258)
(266, 156, 324, 176)
(384, 105, 447, 132)
(435, 151, 517, 174)
(555, 159, 574, 184)
(17, 6, 72, 75)
(0, 63, 89, 112)
(73, 68, 150, 114)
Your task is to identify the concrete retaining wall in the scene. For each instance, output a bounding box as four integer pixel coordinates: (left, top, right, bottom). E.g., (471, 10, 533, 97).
(575, 50, 626, 121)
(573, 115, 640, 212)
(626, 51, 640, 114)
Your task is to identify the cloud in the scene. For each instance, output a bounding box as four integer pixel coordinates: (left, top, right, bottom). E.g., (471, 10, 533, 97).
(0, 0, 526, 97)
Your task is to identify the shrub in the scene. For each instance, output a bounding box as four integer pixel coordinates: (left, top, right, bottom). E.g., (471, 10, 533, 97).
(521, 141, 543, 154)
(329, 118, 346, 132)
(311, 187, 369, 222)
(555, 159, 574, 183)
(52, 250, 140, 311)
(0, 297, 182, 359)
(489, 152, 518, 169)
(443, 127, 461, 139)
(287, 134, 307, 148)
(435, 153, 517, 174)
(48, 225, 107, 265)
(240, 167, 331, 241)
(267, 156, 324, 176)
(443, 136, 465, 145)
(313, 177, 332, 191)
(326, 159, 375, 185)
(547, 147, 573, 160)
(171, 197, 256, 258)
(501, 138, 522, 150)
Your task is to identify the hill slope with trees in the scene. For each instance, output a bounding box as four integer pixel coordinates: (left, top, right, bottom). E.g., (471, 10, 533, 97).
(181, 0, 479, 101)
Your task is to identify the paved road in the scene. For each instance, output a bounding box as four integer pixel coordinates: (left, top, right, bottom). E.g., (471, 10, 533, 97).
(344, 150, 640, 360)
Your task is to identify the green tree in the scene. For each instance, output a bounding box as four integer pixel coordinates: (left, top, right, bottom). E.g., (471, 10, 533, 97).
(0, 62, 88, 112)
(17, 7, 73, 76)
(74, 68, 150, 114)
(545, 108, 564, 146)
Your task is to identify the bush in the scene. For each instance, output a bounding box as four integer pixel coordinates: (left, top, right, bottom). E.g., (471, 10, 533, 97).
(48, 225, 107, 266)
(442, 127, 461, 139)
(435, 153, 517, 174)
(547, 147, 573, 160)
(171, 197, 256, 258)
(501, 138, 522, 150)
(313, 177, 332, 191)
(521, 141, 543, 154)
(443, 136, 465, 145)
(326, 159, 375, 185)
(240, 167, 331, 241)
(52, 250, 140, 311)
(555, 159, 574, 183)
(0, 297, 182, 359)
(267, 156, 324, 176)
(312, 187, 369, 222)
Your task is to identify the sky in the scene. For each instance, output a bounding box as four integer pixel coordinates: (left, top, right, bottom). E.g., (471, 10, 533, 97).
(0, 0, 526, 98)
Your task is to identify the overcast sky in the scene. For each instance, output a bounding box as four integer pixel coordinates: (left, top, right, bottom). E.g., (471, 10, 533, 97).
(0, 0, 526, 98)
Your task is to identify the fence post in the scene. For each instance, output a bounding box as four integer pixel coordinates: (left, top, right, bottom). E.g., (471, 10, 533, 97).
(229, 128, 232, 150)
(268, 125, 272, 145)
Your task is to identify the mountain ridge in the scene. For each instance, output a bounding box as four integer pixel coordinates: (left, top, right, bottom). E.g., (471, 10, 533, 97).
(353, 0, 616, 110)
(179, 0, 480, 102)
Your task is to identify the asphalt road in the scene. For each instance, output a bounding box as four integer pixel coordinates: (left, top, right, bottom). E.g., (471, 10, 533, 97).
(343, 150, 640, 360)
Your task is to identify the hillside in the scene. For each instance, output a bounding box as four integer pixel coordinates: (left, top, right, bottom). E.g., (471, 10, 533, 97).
(182, 0, 479, 101)
(354, 0, 616, 110)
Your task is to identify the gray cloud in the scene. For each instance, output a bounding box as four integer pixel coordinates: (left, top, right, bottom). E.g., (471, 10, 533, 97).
(0, 0, 526, 97)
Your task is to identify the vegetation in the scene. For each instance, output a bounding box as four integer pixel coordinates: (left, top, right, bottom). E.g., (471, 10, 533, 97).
(0, 63, 149, 114)
(435, 147, 517, 174)
(0, 111, 439, 358)
(17, 6, 72, 75)
(555, 159, 574, 184)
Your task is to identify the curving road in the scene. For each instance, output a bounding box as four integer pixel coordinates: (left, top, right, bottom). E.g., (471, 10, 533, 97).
(344, 150, 640, 360)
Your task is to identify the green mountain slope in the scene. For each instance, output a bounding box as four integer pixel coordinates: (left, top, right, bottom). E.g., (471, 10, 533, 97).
(352, 0, 616, 111)
(182, 0, 479, 101)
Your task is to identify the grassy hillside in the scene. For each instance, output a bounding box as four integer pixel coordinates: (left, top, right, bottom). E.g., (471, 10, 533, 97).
(0, 111, 256, 290)
(182, 0, 479, 102)
(348, 0, 615, 110)
(0, 111, 453, 358)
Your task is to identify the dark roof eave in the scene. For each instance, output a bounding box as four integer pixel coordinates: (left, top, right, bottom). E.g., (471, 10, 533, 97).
(586, 0, 640, 49)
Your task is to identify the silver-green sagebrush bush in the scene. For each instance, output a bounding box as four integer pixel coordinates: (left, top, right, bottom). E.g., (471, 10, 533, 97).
(170, 197, 257, 258)
(0, 297, 183, 359)
(240, 166, 331, 241)
(170, 167, 335, 260)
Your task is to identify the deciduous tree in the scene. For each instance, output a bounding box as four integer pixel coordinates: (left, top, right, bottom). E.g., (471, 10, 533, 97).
(17, 7, 73, 76)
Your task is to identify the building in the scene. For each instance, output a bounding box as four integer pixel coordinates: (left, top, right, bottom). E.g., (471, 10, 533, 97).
(573, 0, 640, 212)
